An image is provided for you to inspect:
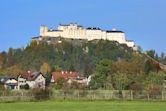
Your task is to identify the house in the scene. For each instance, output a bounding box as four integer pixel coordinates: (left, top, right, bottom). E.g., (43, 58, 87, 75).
(18, 71, 45, 89)
(0, 76, 18, 90)
(51, 71, 91, 85)
(67, 76, 91, 85)
(51, 71, 79, 83)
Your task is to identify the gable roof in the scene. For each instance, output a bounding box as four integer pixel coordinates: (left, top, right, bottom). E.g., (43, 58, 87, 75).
(19, 71, 42, 81)
(52, 71, 79, 81)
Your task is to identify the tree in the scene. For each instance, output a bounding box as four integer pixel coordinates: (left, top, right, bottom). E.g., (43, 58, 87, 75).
(83, 63, 93, 77)
(40, 62, 51, 75)
(83, 55, 92, 76)
(69, 64, 75, 71)
(147, 50, 156, 58)
(51, 65, 62, 72)
(29, 41, 38, 47)
(109, 60, 144, 90)
(96, 59, 112, 76)
(144, 59, 160, 74)
(55, 77, 65, 89)
(0, 53, 4, 69)
(45, 75, 51, 87)
(144, 71, 164, 91)
(8, 48, 14, 57)
(6, 48, 15, 66)
(89, 59, 112, 89)
(111, 72, 130, 90)
(5, 65, 23, 76)
(112, 60, 141, 74)
(143, 71, 165, 97)
(160, 52, 165, 60)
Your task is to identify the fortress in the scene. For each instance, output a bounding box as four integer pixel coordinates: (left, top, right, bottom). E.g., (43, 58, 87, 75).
(32, 23, 135, 48)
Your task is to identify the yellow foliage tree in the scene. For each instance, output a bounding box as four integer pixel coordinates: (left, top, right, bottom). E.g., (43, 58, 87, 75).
(40, 62, 51, 75)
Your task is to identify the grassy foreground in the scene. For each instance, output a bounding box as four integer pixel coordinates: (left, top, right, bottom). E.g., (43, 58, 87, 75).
(0, 101, 166, 111)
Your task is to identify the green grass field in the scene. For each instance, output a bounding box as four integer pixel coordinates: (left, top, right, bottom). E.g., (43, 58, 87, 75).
(0, 101, 166, 111)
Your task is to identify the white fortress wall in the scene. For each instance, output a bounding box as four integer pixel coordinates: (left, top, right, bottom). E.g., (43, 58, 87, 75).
(106, 32, 126, 44)
(126, 40, 135, 47)
(58, 24, 86, 39)
(101, 31, 107, 40)
(37, 23, 135, 48)
(46, 31, 63, 37)
(86, 29, 103, 40)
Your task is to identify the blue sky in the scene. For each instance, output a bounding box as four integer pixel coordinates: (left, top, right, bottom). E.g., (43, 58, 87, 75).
(0, 0, 166, 54)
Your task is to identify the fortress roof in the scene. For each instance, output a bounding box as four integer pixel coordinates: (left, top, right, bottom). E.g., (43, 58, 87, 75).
(106, 30, 124, 33)
(48, 29, 63, 32)
(86, 27, 101, 30)
(126, 40, 134, 42)
(59, 24, 68, 26)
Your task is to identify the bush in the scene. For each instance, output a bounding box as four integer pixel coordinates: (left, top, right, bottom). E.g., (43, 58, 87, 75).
(24, 84, 30, 90)
(20, 84, 30, 90)
(149, 85, 162, 99)
(31, 88, 53, 100)
(129, 82, 144, 96)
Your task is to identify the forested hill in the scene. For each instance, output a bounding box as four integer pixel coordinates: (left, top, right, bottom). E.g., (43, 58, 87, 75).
(0, 39, 162, 76)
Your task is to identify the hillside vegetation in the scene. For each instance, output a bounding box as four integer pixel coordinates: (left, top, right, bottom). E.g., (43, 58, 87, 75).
(0, 39, 165, 91)
(0, 40, 139, 75)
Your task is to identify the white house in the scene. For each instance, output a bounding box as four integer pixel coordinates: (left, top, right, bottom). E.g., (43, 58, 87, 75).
(4, 78, 18, 90)
(18, 71, 45, 90)
(67, 75, 91, 86)
(0, 77, 18, 90)
(51, 71, 91, 85)
(32, 23, 135, 48)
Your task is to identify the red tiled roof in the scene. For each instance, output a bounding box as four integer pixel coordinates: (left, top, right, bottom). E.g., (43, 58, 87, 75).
(19, 71, 41, 81)
(51, 71, 79, 81)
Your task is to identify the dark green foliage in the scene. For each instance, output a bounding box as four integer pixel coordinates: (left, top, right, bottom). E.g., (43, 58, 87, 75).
(24, 84, 30, 90)
(89, 59, 113, 89)
(20, 84, 30, 90)
(146, 50, 156, 58)
(69, 64, 75, 71)
(45, 74, 51, 87)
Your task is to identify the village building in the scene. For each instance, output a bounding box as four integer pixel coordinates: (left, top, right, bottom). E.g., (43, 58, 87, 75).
(51, 71, 79, 82)
(0, 76, 18, 90)
(18, 71, 45, 89)
(51, 71, 91, 85)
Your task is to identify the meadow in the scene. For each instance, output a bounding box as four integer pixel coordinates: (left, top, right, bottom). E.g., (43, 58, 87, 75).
(0, 101, 166, 111)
